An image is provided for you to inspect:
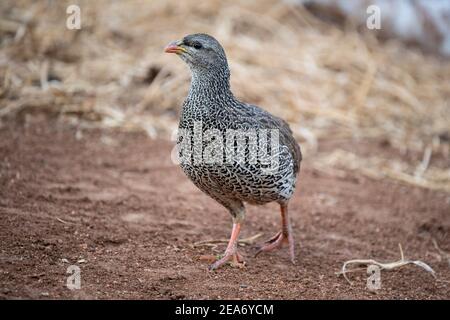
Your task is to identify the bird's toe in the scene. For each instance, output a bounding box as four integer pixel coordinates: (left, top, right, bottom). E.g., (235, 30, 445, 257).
(208, 251, 246, 271)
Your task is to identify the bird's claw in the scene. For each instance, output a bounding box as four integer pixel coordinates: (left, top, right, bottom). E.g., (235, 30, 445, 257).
(255, 231, 296, 264)
(208, 251, 246, 271)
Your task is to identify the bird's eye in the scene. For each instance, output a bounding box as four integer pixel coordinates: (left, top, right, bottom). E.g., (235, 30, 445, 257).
(192, 42, 203, 50)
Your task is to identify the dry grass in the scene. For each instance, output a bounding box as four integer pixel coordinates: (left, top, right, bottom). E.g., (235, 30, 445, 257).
(1, 0, 449, 191)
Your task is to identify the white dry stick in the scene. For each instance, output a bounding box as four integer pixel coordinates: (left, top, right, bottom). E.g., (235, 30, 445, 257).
(338, 244, 436, 285)
(56, 217, 70, 224)
(414, 145, 432, 179)
(40, 60, 49, 91)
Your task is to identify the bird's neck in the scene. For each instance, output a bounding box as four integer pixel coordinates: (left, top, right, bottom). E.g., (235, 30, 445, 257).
(188, 67, 233, 101)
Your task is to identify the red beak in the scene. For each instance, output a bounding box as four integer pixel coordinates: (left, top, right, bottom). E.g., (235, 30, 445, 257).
(164, 41, 186, 54)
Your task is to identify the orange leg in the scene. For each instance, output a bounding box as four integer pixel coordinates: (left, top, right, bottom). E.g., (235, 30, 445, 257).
(209, 223, 246, 271)
(255, 203, 296, 264)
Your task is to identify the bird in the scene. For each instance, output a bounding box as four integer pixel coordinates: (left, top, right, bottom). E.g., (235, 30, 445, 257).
(164, 33, 302, 270)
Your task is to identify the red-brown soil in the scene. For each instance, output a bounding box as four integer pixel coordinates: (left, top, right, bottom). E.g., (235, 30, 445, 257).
(0, 117, 449, 299)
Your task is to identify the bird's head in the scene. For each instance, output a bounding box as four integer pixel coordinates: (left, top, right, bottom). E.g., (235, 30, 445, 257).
(164, 33, 229, 75)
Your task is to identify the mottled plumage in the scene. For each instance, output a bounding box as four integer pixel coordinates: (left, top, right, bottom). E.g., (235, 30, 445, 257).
(165, 33, 302, 270)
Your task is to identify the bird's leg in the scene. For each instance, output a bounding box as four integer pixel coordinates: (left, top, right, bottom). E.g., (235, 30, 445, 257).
(209, 222, 245, 271)
(255, 203, 296, 264)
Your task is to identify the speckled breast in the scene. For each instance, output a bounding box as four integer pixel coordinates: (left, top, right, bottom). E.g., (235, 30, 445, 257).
(177, 103, 296, 204)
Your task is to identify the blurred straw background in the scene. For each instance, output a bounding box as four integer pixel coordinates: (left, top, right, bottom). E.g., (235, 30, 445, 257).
(1, 0, 449, 192)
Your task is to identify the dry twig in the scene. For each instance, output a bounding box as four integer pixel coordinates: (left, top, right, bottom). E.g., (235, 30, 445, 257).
(337, 244, 436, 285)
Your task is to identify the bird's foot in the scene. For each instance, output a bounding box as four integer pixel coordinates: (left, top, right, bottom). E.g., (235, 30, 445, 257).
(209, 250, 246, 271)
(255, 230, 296, 264)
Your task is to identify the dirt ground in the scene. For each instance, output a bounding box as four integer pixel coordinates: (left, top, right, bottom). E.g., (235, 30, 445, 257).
(0, 116, 449, 300)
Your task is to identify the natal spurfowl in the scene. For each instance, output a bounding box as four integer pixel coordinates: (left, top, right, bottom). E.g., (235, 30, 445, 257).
(165, 33, 302, 270)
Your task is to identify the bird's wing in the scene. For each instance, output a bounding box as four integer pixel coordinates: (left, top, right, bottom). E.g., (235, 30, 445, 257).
(240, 103, 302, 176)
